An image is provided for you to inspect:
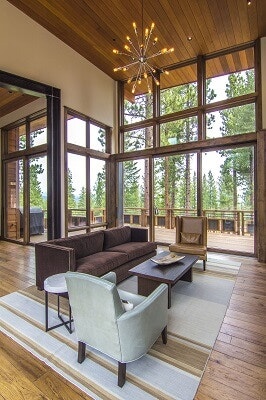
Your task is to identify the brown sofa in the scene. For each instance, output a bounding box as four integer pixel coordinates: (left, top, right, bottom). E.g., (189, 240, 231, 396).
(35, 226, 157, 290)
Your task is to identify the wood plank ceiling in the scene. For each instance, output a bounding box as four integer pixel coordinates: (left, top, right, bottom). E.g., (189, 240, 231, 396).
(1, 0, 266, 116)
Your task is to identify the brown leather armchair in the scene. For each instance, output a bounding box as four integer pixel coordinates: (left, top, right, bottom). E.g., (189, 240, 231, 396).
(169, 216, 207, 270)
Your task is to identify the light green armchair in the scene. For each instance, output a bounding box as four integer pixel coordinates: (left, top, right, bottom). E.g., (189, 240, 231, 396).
(65, 271, 168, 387)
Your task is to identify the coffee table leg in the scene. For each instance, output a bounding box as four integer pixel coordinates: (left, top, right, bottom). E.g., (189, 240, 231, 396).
(138, 277, 160, 297)
(138, 277, 172, 309)
(180, 267, 193, 282)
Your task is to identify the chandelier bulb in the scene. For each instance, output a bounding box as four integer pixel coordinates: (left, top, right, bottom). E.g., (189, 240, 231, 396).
(113, 15, 174, 94)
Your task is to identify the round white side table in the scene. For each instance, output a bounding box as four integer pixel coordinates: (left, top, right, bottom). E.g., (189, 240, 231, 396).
(44, 273, 73, 333)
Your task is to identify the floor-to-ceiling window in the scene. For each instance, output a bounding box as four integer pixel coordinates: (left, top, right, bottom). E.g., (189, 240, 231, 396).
(116, 43, 256, 256)
(65, 108, 111, 235)
(1, 112, 47, 244)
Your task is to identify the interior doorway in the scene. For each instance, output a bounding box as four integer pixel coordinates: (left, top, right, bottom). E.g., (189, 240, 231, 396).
(0, 69, 61, 242)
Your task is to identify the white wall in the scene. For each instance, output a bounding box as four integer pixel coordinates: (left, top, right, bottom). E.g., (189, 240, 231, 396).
(0, 0, 115, 127)
(0, 0, 116, 235)
(261, 37, 266, 130)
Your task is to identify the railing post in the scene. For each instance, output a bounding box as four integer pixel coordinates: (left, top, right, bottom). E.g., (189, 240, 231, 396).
(140, 208, 147, 227)
(236, 211, 240, 235)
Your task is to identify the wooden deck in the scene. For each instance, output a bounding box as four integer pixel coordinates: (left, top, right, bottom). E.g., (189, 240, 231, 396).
(30, 227, 254, 254)
(0, 241, 264, 399)
(155, 227, 254, 254)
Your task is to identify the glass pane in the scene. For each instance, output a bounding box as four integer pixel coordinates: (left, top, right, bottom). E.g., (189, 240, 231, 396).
(67, 115, 86, 146)
(90, 158, 106, 224)
(122, 159, 150, 230)
(90, 123, 106, 152)
(160, 64, 197, 115)
(154, 153, 197, 243)
(124, 126, 153, 151)
(160, 116, 198, 146)
(206, 47, 254, 101)
(206, 103, 255, 139)
(67, 153, 86, 228)
(4, 160, 23, 241)
(202, 148, 254, 253)
(206, 69, 255, 104)
(6, 125, 26, 153)
(29, 155, 47, 241)
(30, 116, 47, 147)
(124, 77, 153, 124)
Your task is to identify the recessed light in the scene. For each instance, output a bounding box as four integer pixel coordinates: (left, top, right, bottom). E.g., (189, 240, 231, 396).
(187, 36, 192, 41)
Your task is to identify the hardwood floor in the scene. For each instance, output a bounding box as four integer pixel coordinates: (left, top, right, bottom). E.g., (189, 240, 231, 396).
(195, 254, 266, 400)
(0, 241, 265, 399)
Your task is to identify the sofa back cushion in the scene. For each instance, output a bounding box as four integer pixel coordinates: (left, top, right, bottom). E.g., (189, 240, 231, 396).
(53, 231, 104, 259)
(103, 226, 131, 250)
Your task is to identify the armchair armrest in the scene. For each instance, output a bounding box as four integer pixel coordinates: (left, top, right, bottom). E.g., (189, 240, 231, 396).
(117, 283, 168, 362)
(101, 271, 117, 284)
(35, 243, 76, 290)
(131, 227, 148, 242)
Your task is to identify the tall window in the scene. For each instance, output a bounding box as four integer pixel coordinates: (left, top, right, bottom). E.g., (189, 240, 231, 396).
(154, 153, 197, 243)
(117, 44, 256, 255)
(121, 158, 150, 230)
(65, 109, 111, 235)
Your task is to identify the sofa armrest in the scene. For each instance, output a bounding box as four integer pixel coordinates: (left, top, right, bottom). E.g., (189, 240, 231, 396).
(35, 243, 76, 290)
(131, 227, 148, 242)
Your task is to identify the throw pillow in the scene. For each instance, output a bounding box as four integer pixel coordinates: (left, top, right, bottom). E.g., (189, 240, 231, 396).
(121, 299, 134, 311)
(181, 232, 201, 244)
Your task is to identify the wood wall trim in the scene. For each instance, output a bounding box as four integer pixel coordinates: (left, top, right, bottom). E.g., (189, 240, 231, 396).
(257, 130, 266, 262)
(114, 132, 257, 161)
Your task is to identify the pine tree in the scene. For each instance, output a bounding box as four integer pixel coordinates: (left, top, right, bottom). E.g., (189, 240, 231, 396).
(219, 70, 255, 210)
(67, 169, 76, 209)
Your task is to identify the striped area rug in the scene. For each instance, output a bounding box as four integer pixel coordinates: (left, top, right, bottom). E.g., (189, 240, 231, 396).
(0, 262, 238, 400)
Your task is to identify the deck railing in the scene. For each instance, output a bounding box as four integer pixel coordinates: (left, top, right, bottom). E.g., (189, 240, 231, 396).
(65, 207, 254, 236)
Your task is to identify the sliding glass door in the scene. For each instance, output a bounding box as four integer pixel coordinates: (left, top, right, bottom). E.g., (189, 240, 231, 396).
(202, 147, 254, 253)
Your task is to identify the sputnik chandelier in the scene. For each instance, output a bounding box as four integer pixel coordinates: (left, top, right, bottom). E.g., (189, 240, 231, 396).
(113, 2, 174, 94)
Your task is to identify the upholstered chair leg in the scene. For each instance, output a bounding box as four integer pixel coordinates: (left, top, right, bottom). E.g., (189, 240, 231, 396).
(161, 326, 167, 344)
(203, 260, 206, 271)
(78, 341, 86, 363)
(118, 362, 126, 387)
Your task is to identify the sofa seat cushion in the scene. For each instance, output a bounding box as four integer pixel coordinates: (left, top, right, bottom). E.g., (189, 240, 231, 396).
(103, 226, 131, 250)
(76, 251, 128, 276)
(169, 243, 207, 256)
(105, 241, 157, 261)
(53, 231, 104, 259)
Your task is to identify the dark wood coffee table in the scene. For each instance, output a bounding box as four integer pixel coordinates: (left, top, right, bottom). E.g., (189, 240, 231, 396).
(129, 252, 198, 308)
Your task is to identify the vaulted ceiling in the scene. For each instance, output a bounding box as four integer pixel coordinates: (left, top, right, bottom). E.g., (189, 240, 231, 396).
(1, 0, 266, 116)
